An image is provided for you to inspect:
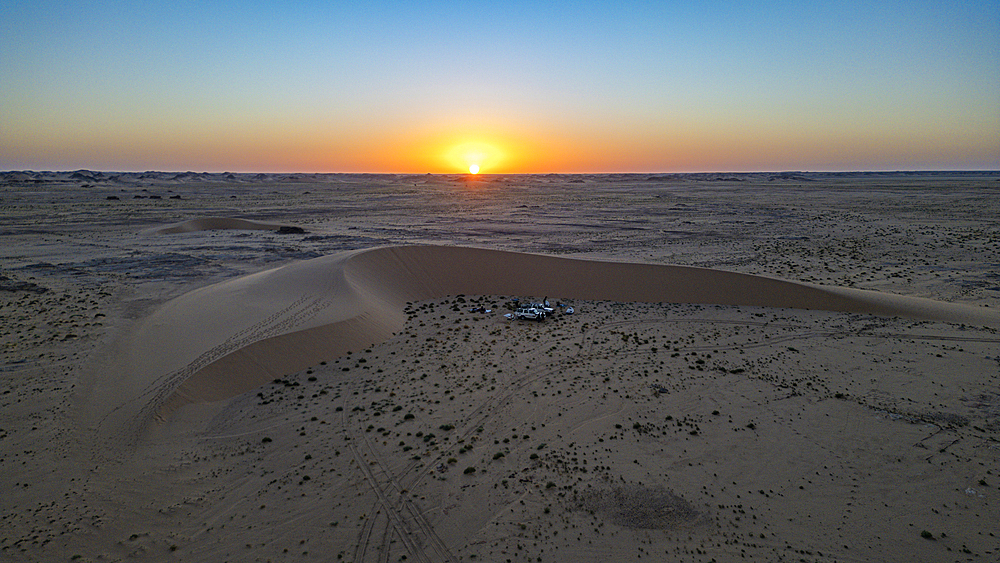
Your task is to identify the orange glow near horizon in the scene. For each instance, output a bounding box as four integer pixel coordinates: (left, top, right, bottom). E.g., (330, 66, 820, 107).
(401, 129, 594, 174)
(7, 113, 996, 174)
(444, 141, 505, 174)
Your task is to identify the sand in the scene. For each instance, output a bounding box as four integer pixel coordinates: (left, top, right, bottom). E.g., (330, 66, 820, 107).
(149, 217, 303, 235)
(2, 171, 998, 562)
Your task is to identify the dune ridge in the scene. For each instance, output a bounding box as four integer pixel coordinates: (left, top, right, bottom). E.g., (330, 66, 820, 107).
(150, 216, 299, 234)
(102, 245, 999, 425)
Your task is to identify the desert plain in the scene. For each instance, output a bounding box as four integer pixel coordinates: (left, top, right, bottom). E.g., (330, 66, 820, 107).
(1, 171, 999, 563)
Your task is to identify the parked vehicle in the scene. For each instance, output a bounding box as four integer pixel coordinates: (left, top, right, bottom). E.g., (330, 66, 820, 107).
(529, 302, 555, 314)
(514, 307, 547, 321)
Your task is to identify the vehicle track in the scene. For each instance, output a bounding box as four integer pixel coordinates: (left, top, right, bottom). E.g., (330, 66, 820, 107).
(347, 338, 578, 562)
(93, 294, 332, 455)
(360, 431, 455, 561)
(347, 435, 431, 563)
(344, 390, 455, 563)
(350, 504, 382, 563)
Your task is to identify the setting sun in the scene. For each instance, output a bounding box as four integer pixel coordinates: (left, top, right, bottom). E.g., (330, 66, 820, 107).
(441, 141, 507, 174)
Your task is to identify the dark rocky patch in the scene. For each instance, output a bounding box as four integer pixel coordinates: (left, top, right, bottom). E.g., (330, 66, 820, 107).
(576, 484, 700, 529)
(0, 275, 48, 293)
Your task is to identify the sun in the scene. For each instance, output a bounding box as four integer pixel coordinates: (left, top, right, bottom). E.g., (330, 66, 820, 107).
(444, 141, 505, 174)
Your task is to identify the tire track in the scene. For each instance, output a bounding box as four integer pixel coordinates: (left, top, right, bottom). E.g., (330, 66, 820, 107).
(345, 426, 433, 563)
(94, 294, 332, 453)
(344, 390, 454, 563)
(359, 431, 454, 562)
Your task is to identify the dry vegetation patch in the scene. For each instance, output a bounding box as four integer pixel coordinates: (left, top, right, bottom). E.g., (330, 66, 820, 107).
(575, 484, 701, 530)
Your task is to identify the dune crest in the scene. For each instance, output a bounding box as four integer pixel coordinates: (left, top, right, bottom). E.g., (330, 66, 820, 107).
(150, 216, 302, 234)
(101, 245, 999, 426)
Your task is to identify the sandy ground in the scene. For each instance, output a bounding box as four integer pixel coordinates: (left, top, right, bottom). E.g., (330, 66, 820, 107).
(2, 171, 999, 562)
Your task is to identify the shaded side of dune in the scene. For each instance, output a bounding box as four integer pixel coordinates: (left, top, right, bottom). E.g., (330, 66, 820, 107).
(129, 245, 998, 420)
(151, 216, 302, 234)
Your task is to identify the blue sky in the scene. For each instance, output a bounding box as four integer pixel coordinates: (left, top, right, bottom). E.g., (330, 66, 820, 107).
(2, 0, 998, 172)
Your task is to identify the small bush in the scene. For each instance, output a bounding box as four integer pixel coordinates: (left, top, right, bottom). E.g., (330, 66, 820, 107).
(464, 467, 476, 474)
(920, 530, 934, 540)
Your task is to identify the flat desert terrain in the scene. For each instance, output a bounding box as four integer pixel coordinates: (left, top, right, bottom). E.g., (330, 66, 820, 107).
(2, 171, 999, 562)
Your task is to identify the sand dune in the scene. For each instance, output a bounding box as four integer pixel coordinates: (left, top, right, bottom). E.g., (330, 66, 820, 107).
(150, 216, 301, 234)
(96, 244, 999, 428)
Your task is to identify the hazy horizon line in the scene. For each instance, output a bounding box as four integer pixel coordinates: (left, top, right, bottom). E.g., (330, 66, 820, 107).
(4, 169, 999, 176)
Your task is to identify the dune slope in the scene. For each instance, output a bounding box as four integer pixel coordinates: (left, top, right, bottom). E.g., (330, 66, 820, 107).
(150, 216, 299, 234)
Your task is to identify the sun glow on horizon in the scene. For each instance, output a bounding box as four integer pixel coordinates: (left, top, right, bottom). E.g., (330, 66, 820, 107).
(444, 141, 506, 174)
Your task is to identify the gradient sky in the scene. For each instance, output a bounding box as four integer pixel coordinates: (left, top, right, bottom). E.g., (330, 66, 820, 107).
(2, 0, 998, 173)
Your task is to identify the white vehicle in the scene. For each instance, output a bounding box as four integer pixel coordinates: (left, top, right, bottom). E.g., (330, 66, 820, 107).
(529, 302, 555, 314)
(514, 307, 547, 321)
